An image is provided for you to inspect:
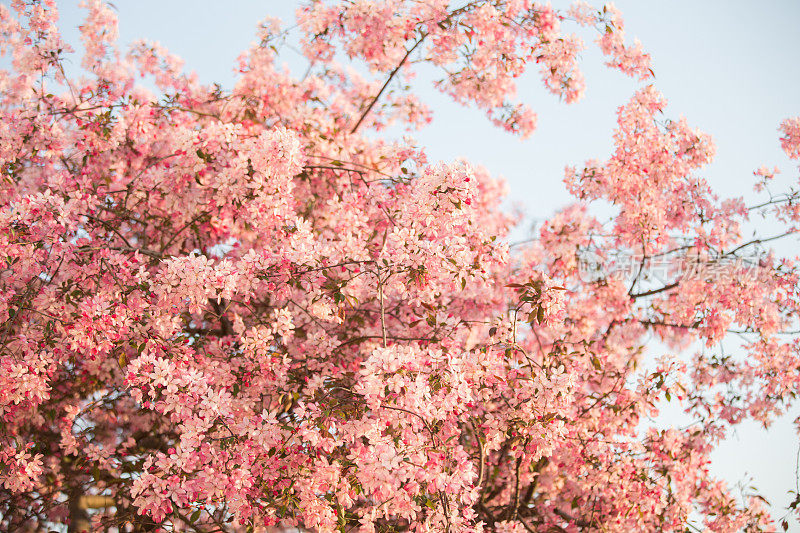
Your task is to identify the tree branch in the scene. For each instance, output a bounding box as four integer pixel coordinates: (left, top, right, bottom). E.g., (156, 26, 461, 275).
(350, 34, 427, 134)
(553, 507, 596, 529)
(629, 280, 679, 299)
(377, 265, 388, 348)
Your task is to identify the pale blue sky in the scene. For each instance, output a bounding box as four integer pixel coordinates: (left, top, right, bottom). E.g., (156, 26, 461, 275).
(25, 0, 800, 527)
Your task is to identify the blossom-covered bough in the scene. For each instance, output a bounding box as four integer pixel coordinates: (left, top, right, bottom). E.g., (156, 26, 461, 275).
(1, 1, 799, 531)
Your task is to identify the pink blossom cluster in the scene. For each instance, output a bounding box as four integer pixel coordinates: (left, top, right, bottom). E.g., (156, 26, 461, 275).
(780, 116, 800, 160)
(0, 1, 798, 532)
(296, 0, 652, 138)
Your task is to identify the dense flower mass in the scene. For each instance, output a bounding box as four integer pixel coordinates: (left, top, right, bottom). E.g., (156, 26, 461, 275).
(0, 1, 799, 532)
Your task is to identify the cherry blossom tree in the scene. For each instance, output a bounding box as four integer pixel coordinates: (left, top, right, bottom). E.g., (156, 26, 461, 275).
(1, 1, 799, 531)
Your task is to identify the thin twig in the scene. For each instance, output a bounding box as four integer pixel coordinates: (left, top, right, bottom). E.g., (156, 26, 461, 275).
(377, 264, 388, 348)
(471, 421, 486, 490)
(511, 454, 522, 520)
(350, 34, 427, 134)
